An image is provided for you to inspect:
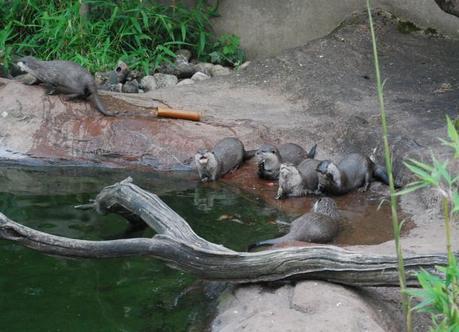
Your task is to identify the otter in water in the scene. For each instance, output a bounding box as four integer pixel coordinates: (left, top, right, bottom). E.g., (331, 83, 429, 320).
(316, 153, 392, 195)
(276, 159, 322, 199)
(194, 137, 255, 182)
(249, 197, 341, 250)
(256, 143, 317, 180)
(16, 56, 114, 116)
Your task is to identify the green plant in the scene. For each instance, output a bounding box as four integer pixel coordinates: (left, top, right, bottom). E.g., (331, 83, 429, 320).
(397, 117, 459, 331)
(366, 2, 412, 331)
(0, 0, 243, 73)
(209, 33, 245, 67)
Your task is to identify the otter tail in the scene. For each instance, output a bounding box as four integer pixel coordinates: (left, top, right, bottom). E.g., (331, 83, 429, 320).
(374, 164, 402, 188)
(373, 164, 391, 185)
(89, 93, 115, 116)
(244, 149, 257, 161)
(307, 144, 318, 159)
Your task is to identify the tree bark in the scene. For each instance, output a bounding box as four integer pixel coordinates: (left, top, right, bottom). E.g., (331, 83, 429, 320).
(0, 177, 454, 286)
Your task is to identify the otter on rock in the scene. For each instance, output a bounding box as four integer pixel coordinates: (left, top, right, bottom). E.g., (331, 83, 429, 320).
(16, 56, 114, 116)
(249, 197, 341, 250)
(276, 159, 322, 199)
(256, 143, 317, 180)
(194, 137, 255, 182)
(316, 153, 392, 195)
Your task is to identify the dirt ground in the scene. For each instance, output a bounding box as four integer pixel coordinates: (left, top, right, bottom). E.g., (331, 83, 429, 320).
(0, 11, 458, 331)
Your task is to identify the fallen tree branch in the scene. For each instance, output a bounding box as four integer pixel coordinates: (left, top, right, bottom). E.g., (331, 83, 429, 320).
(0, 177, 455, 286)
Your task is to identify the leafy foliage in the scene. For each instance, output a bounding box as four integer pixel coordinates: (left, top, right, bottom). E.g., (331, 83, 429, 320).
(396, 117, 459, 331)
(409, 258, 459, 332)
(0, 0, 244, 73)
(209, 34, 245, 67)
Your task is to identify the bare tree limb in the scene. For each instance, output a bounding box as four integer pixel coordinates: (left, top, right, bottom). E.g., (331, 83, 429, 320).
(0, 178, 455, 286)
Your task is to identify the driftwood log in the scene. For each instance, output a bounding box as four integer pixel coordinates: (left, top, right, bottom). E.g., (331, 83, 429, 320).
(0, 177, 454, 286)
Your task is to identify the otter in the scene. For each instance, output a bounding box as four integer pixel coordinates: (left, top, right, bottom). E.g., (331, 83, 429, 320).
(256, 143, 317, 180)
(16, 56, 114, 116)
(249, 197, 341, 250)
(316, 153, 392, 195)
(276, 159, 322, 199)
(194, 137, 255, 182)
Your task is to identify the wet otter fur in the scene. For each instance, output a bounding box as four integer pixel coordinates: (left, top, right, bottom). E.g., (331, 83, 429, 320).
(194, 137, 255, 182)
(276, 159, 322, 199)
(16, 56, 114, 116)
(248, 197, 341, 250)
(316, 153, 391, 195)
(256, 143, 317, 180)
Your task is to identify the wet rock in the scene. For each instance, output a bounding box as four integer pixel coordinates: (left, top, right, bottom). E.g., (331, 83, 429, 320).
(177, 79, 195, 86)
(191, 71, 210, 81)
(176, 49, 192, 62)
(122, 80, 139, 93)
(195, 62, 214, 76)
(210, 64, 232, 77)
(153, 73, 178, 88)
(140, 75, 157, 91)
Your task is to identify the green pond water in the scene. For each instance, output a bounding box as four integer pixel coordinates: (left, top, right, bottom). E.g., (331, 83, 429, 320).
(0, 167, 282, 332)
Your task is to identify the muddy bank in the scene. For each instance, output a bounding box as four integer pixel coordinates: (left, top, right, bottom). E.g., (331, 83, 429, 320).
(0, 11, 458, 332)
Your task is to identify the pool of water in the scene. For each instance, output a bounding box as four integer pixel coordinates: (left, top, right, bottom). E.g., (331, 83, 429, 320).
(0, 167, 282, 332)
(0, 165, 410, 331)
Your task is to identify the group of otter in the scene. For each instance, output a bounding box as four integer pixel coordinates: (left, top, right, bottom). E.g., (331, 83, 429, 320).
(194, 137, 394, 250)
(14, 56, 393, 251)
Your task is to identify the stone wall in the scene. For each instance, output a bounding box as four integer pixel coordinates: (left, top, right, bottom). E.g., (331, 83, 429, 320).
(210, 0, 459, 58)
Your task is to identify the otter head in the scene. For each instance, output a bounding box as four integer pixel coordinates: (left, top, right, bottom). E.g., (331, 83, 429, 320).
(194, 148, 218, 182)
(313, 197, 341, 219)
(316, 160, 342, 193)
(17, 56, 39, 73)
(256, 144, 281, 178)
(278, 163, 302, 189)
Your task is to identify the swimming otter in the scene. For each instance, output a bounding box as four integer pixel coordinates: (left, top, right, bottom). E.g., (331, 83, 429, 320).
(249, 197, 341, 250)
(316, 153, 391, 195)
(256, 143, 317, 180)
(194, 137, 255, 182)
(16, 56, 114, 116)
(276, 159, 322, 199)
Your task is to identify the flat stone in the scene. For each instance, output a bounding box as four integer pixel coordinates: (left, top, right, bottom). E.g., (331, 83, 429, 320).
(177, 79, 195, 86)
(191, 71, 210, 81)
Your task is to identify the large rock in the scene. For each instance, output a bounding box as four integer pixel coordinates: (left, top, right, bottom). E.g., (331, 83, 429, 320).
(212, 281, 391, 332)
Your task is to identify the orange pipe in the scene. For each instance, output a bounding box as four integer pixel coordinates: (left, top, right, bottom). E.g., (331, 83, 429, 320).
(156, 107, 201, 121)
